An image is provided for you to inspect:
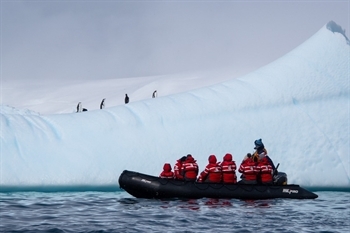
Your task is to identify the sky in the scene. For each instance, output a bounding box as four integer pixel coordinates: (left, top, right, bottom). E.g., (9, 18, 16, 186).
(0, 22, 349, 192)
(1, 0, 349, 85)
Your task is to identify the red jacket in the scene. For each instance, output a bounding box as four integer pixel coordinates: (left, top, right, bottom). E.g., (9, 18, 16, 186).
(220, 153, 237, 183)
(159, 163, 174, 179)
(182, 155, 199, 181)
(173, 159, 184, 180)
(198, 155, 222, 183)
(257, 157, 273, 183)
(238, 157, 257, 181)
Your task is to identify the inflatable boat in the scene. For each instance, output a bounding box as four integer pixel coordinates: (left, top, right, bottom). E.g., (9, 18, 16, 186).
(118, 170, 318, 200)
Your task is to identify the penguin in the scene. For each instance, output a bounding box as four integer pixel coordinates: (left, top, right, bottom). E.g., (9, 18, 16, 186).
(125, 94, 129, 104)
(100, 98, 106, 109)
(76, 102, 82, 112)
(152, 90, 157, 98)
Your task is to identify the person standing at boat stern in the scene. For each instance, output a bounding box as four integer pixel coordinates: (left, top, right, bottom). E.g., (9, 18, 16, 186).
(181, 154, 199, 181)
(252, 139, 276, 171)
(174, 156, 186, 180)
(198, 155, 222, 183)
(238, 154, 258, 184)
(220, 153, 237, 183)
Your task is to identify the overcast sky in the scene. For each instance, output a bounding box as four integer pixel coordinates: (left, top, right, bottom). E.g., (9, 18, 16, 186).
(1, 0, 349, 83)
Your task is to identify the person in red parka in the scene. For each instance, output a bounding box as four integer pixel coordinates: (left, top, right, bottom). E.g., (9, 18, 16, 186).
(238, 154, 258, 184)
(159, 163, 174, 179)
(198, 155, 222, 183)
(182, 154, 199, 181)
(256, 155, 273, 184)
(173, 156, 186, 180)
(220, 153, 237, 183)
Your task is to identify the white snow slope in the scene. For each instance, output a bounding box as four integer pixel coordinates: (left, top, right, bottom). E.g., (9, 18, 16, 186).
(1, 21, 349, 191)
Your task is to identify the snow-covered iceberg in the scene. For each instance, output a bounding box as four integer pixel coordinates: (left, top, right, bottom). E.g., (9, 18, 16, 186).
(1, 22, 349, 191)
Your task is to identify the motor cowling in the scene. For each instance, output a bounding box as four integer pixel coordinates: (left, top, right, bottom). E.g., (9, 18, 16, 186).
(274, 171, 287, 185)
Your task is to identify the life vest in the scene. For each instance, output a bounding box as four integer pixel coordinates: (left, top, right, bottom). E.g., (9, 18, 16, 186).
(173, 160, 184, 180)
(198, 155, 222, 183)
(238, 158, 258, 181)
(221, 161, 237, 183)
(199, 163, 222, 183)
(257, 157, 273, 183)
(182, 156, 199, 181)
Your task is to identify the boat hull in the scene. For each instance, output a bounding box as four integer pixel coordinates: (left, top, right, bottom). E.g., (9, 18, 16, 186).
(118, 170, 318, 200)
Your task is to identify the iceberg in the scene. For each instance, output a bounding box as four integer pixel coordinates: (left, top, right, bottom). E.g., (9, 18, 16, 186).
(1, 22, 349, 191)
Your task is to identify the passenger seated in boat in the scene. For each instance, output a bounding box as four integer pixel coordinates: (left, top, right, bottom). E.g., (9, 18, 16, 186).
(252, 139, 276, 171)
(238, 154, 258, 184)
(256, 155, 273, 184)
(220, 153, 237, 184)
(159, 163, 174, 179)
(182, 154, 199, 181)
(197, 155, 222, 183)
(174, 156, 186, 180)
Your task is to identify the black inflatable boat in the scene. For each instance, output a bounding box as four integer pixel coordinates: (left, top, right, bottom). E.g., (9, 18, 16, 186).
(118, 170, 318, 200)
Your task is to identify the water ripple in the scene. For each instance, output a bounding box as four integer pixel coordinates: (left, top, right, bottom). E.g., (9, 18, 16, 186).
(0, 191, 349, 232)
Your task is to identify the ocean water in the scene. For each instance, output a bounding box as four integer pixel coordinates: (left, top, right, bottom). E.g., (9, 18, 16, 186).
(0, 191, 349, 233)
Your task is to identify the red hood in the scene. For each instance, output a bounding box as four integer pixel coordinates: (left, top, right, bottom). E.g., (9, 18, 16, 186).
(223, 153, 232, 162)
(208, 155, 217, 164)
(163, 163, 172, 172)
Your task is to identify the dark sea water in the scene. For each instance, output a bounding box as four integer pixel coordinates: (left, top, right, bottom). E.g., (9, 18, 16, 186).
(0, 191, 349, 233)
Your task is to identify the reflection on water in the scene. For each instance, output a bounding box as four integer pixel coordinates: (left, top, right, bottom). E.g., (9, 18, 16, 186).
(0, 191, 349, 233)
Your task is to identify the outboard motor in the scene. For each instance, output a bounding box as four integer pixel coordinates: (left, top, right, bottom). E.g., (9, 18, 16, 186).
(274, 172, 287, 185)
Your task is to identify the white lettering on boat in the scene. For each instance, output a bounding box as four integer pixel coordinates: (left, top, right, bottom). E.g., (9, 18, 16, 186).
(282, 189, 299, 194)
(141, 179, 151, 184)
